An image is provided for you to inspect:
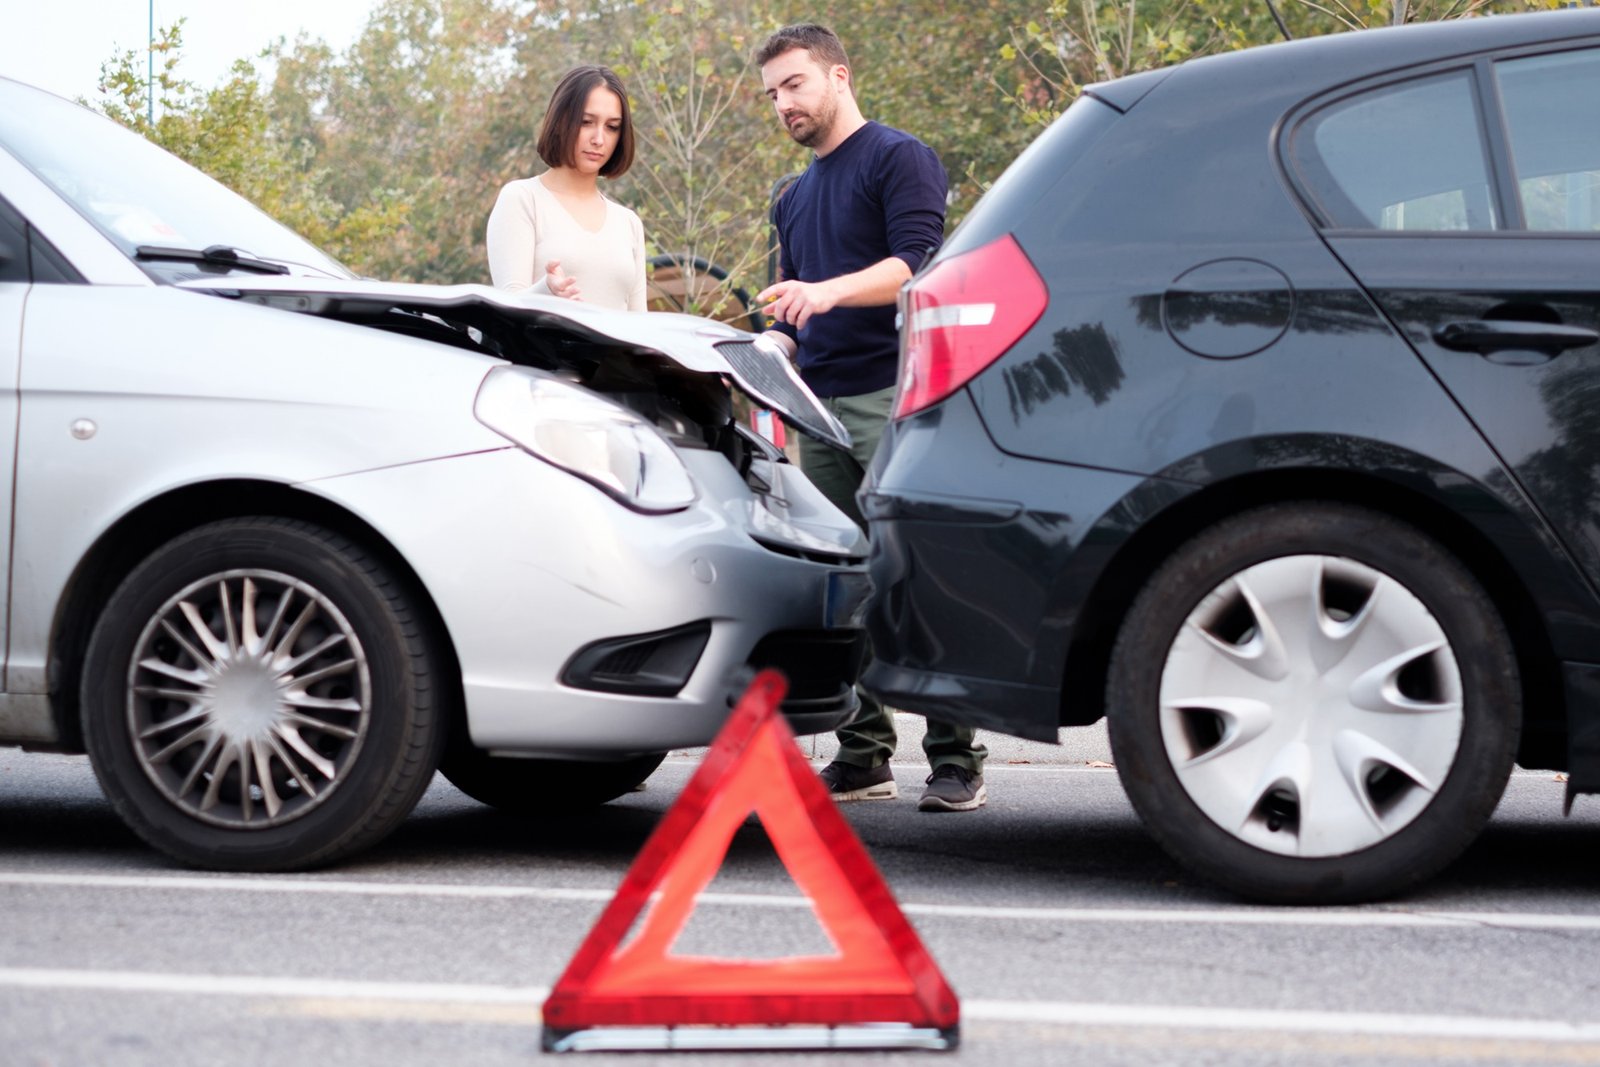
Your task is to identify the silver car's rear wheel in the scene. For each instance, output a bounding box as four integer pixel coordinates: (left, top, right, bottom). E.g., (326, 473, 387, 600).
(128, 570, 373, 829)
(1107, 503, 1519, 904)
(1160, 554, 1462, 858)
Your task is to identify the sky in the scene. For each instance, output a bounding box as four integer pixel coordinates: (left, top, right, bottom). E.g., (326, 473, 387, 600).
(0, 1, 381, 105)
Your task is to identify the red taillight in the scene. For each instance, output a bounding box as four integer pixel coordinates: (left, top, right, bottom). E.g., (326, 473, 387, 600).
(893, 233, 1047, 419)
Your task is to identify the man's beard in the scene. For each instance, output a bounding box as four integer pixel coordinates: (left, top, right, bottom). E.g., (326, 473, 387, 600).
(786, 97, 837, 148)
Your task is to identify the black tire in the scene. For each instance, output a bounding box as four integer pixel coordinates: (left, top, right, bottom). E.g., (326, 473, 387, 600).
(81, 518, 444, 871)
(1106, 502, 1519, 904)
(440, 744, 665, 814)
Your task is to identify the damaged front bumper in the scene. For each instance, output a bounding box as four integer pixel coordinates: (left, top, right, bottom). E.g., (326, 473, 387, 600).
(305, 445, 868, 757)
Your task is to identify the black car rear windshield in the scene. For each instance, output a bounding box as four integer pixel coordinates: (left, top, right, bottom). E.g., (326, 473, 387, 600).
(941, 94, 1122, 260)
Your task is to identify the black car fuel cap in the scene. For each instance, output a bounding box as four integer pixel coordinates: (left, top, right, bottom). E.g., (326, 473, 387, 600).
(1163, 258, 1294, 359)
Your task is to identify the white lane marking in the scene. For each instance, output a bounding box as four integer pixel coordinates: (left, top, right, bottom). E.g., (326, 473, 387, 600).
(963, 999, 1600, 1043)
(3, 871, 1600, 931)
(2, 967, 1598, 1044)
(904, 903, 1600, 931)
(15, 872, 618, 903)
(0, 968, 545, 1003)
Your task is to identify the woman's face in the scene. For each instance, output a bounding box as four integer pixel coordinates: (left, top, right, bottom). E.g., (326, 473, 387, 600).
(571, 85, 623, 175)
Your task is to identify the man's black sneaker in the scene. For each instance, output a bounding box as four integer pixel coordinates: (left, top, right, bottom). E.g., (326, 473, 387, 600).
(818, 760, 898, 801)
(918, 765, 987, 812)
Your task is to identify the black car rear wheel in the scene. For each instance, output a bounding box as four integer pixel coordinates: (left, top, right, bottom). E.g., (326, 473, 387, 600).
(81, 518, 444, 871)
(1106, 502, 1519, 904)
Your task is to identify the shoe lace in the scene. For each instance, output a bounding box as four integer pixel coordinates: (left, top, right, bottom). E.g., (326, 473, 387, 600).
(926, 764, 970, 786)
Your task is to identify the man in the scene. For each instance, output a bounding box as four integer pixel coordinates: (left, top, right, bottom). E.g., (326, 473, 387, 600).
(752, 23, 988, 813)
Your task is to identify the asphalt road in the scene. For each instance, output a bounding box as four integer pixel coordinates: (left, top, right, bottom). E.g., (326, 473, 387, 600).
(3, 723, 1599, 1067)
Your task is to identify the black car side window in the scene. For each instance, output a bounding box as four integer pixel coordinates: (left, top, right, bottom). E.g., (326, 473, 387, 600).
(1292, 71, 1497, 232)
(1495, 48, 1600, 233)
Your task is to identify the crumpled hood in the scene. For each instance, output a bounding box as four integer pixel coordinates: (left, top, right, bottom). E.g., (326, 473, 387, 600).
(176, 274, 852, 450)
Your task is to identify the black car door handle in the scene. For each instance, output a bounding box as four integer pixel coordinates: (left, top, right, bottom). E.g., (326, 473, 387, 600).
(1434, 319, 1600, 355)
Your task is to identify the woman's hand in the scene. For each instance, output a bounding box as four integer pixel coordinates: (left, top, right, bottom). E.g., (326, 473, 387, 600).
(545, 260, 581, 300)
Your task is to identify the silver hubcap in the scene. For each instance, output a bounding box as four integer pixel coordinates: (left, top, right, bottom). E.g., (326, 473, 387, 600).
(1159, 555, 1462, 857)
(127, 570, 372, 829)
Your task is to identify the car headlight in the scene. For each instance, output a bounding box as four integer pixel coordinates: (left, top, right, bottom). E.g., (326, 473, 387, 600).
(474, 366, 696, 513)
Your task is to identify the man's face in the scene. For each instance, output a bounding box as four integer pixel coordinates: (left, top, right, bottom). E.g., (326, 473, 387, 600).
(760, 47, 842, 149)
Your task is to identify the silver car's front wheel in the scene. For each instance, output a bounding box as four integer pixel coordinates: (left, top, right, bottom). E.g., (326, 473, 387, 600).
(1107, 503, 1519, 904)
(83, 518, 443, 871)
(128, 570, 373, 829)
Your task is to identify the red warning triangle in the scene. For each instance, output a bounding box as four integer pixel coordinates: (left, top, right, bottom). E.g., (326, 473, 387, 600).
(540, 669, 959, 1038)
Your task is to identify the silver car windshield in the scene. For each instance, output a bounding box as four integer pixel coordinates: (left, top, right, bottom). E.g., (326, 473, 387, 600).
(0, 78, 350, 280)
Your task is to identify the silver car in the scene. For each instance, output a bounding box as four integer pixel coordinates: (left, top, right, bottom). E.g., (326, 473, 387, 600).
(0, 77, 868, 870)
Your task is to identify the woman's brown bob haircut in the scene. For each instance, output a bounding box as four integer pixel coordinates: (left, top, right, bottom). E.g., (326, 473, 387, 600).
(536, 65, 635, 178)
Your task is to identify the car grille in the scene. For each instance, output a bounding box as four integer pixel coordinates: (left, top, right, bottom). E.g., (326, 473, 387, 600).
(715, 341, 837, 445)
(745, 629, 868, 717)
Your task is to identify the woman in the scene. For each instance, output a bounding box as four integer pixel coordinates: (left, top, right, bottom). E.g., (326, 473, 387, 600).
(487, 65, 646, 311)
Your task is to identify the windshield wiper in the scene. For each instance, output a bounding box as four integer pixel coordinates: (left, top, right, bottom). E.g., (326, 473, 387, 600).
(134, 244, 291, 276)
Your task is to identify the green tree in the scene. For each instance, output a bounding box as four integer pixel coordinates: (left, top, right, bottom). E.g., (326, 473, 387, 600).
(1292, 0, 1559, 31)
(1000, 0, 1564, 127)
(91, 3, 1040, 294)
(92, 20, 406, 272)
(575, 0, 792, 314)
(87, 0, 1577, 296)
(790, 1, 1040, 223)
(1000, 0, 1262, 127)
(595, 1, 1045, 298)
(266, 0, 528, 281)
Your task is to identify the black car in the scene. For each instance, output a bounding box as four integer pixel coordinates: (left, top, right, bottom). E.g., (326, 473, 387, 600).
(862, 9, 1600, 904)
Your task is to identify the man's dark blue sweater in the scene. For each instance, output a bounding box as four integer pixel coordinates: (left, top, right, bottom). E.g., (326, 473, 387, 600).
(770, 121, 947, 399)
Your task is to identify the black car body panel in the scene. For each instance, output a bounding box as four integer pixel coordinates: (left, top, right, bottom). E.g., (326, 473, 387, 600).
(863, 387, 1174, 742)
(864, 8, 1600, 805)
(1082, 67, 1175, 113)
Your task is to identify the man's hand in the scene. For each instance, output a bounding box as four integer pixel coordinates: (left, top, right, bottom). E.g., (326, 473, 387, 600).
(545, 259, 581, 301)
(756, 278, 839, 330)
(756, 257, 912, 329)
